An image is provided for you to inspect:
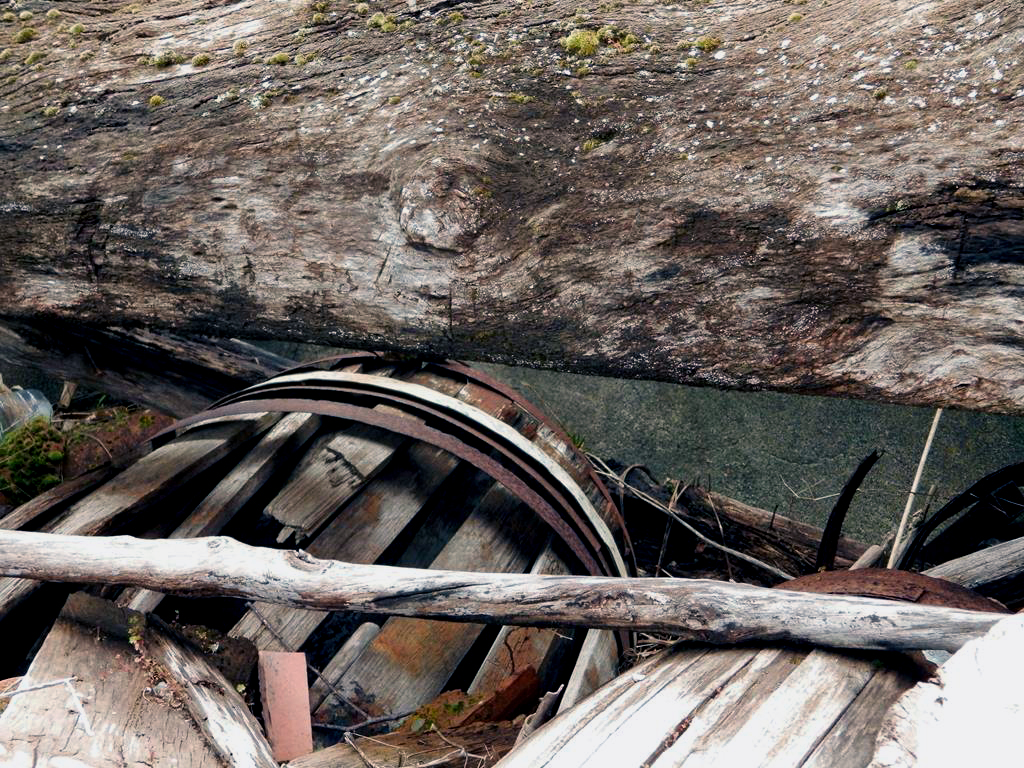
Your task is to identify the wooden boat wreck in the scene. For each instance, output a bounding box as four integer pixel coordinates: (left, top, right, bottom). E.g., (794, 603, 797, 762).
(0, 355, 1019, 767)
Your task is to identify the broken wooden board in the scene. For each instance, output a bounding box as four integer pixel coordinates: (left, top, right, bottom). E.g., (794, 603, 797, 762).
(870, 614, 1024, 768)
(312, 480, 549, 722)
(0, 413, 276, 619)
(120, 410, 321, 614)
(0, 593, 275, 767)
(498, 643, 919, 768)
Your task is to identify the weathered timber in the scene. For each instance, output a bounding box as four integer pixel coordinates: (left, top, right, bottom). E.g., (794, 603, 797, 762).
(0, 414, 276, 618)
(1, 1, 1022, 412)
(870, 614, 1024, 768)
(924, 535, 1024, 599)
(0, 593, 275, 767)
(0, 321, 295, 417)
(0, 531, 1005, 652)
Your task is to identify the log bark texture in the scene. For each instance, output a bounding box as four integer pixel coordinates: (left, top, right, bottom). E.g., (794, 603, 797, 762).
(0, 0, 1022, 411)
(0, 530, 1005, 652)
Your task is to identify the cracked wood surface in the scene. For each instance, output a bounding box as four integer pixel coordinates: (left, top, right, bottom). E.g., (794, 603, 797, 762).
(0, 0, 1022, 412)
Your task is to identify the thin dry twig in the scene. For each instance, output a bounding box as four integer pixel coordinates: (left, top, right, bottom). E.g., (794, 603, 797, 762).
(344, 732, 386, 768)
(889, 408, 943, 568)
(704, 490, 734, 582)
(588, 455, 794, 581)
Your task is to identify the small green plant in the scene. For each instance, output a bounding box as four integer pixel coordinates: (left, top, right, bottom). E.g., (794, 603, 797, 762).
(265, 52, 290, 64)
(294, 52, 309, 65)
(41, 104, 59, 116)
(45, 9, 61, 20)
(445, 11, 464, 24)
(191, 52, 210, 66)
(647, 42, 661, 55)
(581, 137, 603, 152)
(311, 0, 330, 10)
(148, 50, 185, 67)
(69, 22, 84, 35)
(387, 94, 401, 104)
(788, 12, 803, 22)
(24, 50, 45, 65)
(354, 2, 369, 14)
(148, 93, 165, 107)
(367, 11, 396, 32)
(575, 65, 589, 77)
(904, 59, 918, 70)
(311, 12, 326, 24)
(508, 91, 532, 104)
(0, 48, 11, 62)
(561, 28, 599, 56)
(684, 56, 698, 68)
(695, 35, 721, 52)
(232, 39, 248, 56)
(873, 87, 887, 100)
(19, 11, 33, 21)
(1, 12, 16, 23)
(0, 417, 65, 506)
(14, 28, 36, 44)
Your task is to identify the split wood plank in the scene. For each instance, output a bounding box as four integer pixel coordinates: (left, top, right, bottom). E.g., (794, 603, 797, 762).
(119, 411, 322, 614)
(0, 531, 1005, 652)
(307, 621, 381, 717)
(0, 592, 275, 767)
(0, 413, 276, 619)
(924, 534, 1024, 590)
(313, 481, 549, 721)
(468, 541, 574, 696)
(231, 441, 461, 650)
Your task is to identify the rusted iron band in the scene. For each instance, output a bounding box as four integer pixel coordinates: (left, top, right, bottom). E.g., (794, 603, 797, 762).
(158, 398, 609, 580)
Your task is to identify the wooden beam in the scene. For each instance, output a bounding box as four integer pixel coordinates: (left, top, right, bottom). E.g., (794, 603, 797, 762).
(0, 531, 1005, 652)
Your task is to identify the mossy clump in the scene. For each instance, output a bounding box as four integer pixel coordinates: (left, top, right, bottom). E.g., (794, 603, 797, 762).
(873, 87, 887, 101)
(904, 59, 918, 70)
(787, 12, 803, 22)
(311, 12, 327, 24)
(581, 137, 604, 152)
(0, 417, 65, 507)
(0, 48, 11, 62)
(367, 12, 396, 32)
(684, 56, 698, 68)
(444, 11, 464, 24)
(1, 12, 16, 23)
(14, 27, 36, 44)
(18, 11, 33, 21)
(311, 0, 330, 10)
(45, 9, 61, 20)
(24, 50, 45, 65)
(561, 28, 599, 57)
(232, 39, 248, 56)
(41, 104, 59, 116)
(508, 91, 532, 104)
(695, 35, 721, 52)
(265, 52, 290, 64)
(148, 93, 165, 107)
(191, 52, 211, 66)
(387, 94, 401, 104)
(148, 50, 186, 67)
(354, 2, 369, 14)
(69, 22, 84, 35)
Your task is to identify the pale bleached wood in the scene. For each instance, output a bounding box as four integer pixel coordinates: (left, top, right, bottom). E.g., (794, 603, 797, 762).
(231, 441, 461, 650)
(0, 531, 1004, 653)
(0, 414, 276, 619)
(870, 614, 1024, 768)
(316, 481, 547, 721)
(121, 411, 321, 614)
(924, 535, 1024, 590)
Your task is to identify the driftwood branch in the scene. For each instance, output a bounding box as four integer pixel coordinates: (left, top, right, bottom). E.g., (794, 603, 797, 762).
(0, 531, 1003, 653)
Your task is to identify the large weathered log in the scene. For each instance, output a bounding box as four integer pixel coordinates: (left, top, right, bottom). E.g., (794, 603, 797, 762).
(0, 530, 1004, 652)
(1, 0, 1022, 412)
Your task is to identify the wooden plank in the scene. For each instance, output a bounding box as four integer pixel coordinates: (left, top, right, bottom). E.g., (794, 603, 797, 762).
(924, 534, 1024, 590)
(0, 464, 118, 531)
(557, 629, 620, 714)
(231, 441, 461, 650)
(468, 542, 574, 696)
(0, 413, 276, 619)
(0, 592, 274, 767)
(121, 411, 321, 614)
(314, 482, 547, 722)
(802, 664, 917, 768)
(679, 650, 876, 768)
(267, 423, 407, 543)
(870, 614, 1024, 768)
(308, 622, 381, 715)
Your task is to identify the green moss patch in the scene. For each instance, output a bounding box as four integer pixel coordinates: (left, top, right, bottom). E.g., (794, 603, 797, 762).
(0, 417, 65, 507)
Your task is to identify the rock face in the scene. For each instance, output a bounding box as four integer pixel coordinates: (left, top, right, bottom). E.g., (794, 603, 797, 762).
(0, 0, 1021, 412)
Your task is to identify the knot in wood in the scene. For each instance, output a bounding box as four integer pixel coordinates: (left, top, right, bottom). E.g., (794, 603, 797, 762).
(397, 155, 488, 251)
